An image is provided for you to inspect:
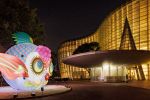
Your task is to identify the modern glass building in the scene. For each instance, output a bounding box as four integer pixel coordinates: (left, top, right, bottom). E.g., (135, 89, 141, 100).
(58, 33, 99, 79)
(58, 0, 150, 81)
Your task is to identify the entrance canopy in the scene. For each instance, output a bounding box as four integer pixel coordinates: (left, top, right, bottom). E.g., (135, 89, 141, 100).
(63, 50, 150, 67)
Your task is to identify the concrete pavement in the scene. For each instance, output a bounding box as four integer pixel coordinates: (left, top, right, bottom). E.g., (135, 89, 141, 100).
(0, 80, 150, 100)
(125, 80, 150, 89)
(25, 81, 150, 100)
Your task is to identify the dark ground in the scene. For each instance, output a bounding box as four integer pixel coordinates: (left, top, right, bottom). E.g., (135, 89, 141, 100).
(25, 81, 150, 100)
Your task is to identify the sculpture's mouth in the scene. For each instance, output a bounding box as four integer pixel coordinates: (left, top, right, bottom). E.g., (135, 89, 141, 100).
(24, 79, 48, 87)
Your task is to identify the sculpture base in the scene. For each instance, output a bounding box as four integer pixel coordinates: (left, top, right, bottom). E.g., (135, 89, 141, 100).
(0, 85, 71, 99)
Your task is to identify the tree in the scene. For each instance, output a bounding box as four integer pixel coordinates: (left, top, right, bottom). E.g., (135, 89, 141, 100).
(73, 42, 100, 54)
(0, 0, 45, 49)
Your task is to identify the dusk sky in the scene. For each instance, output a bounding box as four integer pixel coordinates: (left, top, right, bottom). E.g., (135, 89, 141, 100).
(29, 0, 129, 52)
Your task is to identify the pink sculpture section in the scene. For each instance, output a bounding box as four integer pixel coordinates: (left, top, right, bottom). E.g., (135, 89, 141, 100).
(36, 45, 51, 68)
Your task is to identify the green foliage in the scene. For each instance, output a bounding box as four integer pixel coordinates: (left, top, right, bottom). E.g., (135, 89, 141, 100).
(73, 42, 100, 54)
(0, 0, 45, 49)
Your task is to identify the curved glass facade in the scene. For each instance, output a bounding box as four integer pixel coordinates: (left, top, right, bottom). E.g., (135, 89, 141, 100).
(98, 0, 150, 51)
(58, 33, 99, 79)
(97, 0, 150, 81)
(58, 0, 150, 81)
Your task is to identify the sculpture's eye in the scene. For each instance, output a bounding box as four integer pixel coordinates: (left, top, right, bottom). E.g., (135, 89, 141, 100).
(31, 58, 44, 75)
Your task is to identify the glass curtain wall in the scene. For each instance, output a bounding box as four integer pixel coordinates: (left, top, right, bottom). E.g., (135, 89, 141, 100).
(58, 33, 99, 80)
(98, 0, 150, 80)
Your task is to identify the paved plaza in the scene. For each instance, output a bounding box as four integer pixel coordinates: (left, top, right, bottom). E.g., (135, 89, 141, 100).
(23, 81, 150, 100)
